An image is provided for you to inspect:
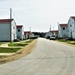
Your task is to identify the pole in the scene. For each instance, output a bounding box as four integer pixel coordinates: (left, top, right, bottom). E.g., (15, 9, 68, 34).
(29, 26, 31, 38)
(10, 8, 12, 43)
(50, 25, 51, 38)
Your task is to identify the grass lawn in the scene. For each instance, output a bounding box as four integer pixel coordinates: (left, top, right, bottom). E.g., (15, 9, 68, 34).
(57, 39, 75, 45)
(0, 47, 21, 53)
(8, 43, 28, 46)
(0, 42, 4, 45)
(8, 39, 34, 47)
(25, 39, 34, 43)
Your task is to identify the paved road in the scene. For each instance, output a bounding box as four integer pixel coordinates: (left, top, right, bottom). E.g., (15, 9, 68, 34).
(0, 38, 75, 75)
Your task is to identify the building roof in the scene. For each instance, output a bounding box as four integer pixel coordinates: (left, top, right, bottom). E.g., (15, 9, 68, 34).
(50, 30, 58, 34)
(71, 16, 75, 20)
(60, 24, 68, 27)
(24, 31, 31, 35)
(0, 19, 13, 23)
(16, 25, 23, 28)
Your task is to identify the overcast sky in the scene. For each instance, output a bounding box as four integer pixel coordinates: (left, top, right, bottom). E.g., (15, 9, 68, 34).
(0, 0, 75, 32)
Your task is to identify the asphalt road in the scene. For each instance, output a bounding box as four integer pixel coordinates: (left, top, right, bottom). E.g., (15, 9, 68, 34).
(0, 38, 75, 75)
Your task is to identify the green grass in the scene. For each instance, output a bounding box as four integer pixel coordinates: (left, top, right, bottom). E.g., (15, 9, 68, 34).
(8, 43, 28, 46)
(0, 42, 4, 45)
(25, 39, 34, 43)
(0, 47, 21, 53)
(68, 41, 75, 45)
(57, 39, 75, 45)
(8, 39, 34, 47)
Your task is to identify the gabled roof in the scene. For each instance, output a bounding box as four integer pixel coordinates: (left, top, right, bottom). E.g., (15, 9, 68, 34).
(50, 30, 58, 34)
(59, 24, 68, 27)
(71, 16, 75, 20)
(24, 31, 31, 35)
(0, 19, 13, 23)
(16, 25, 23, 28)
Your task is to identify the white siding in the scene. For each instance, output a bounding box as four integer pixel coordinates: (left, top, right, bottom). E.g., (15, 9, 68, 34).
(45, 32, 50, 38)
(68, 18, 75, 39)
(58, 25, 62, 38)
(17, 26, 24, 40)
(58, 24, 68, 38)
(0, 23, 10, 41)
(11, 20, 17, 41)
(0, 19, 17, 41)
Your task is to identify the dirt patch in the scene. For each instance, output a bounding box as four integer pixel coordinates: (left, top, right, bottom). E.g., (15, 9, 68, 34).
(0, 39, 38, 64)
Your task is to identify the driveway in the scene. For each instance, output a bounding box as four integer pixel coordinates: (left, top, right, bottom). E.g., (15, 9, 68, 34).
(0, 38, 75, 75)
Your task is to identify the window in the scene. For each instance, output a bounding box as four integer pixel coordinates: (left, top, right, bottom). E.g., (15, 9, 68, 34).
(13, 27, 15, 29)
(18, 29, 20, 32)
(70, 25, 72, 27)
(63, 27, 65, 30)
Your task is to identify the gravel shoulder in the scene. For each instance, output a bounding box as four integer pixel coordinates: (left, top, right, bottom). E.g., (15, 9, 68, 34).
(0, 39, 37, 64)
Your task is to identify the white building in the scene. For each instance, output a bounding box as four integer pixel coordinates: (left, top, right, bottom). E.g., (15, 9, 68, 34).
(45, 30, 58, 38)
(45, 32, 50, 38)
(50, 30, 58, 38)
(16, 25, 24, 40)
(0, 19, 17, 42)
(24, 31, 34, 39)
(58, 24, 68, 38)
(68, 16, 75, 39)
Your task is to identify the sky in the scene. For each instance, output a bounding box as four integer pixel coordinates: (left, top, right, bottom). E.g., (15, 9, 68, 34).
(0, 0, 75, 32)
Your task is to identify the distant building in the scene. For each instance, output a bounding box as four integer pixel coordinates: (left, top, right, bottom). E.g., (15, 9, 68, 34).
(50, 30, 58, 38)
(45, 32, 50, 38)
(32, 32, 40, 38)
(45, 30, 58, 38)
(16, 25, 24, 40)
(0, 19, 17, 41)
(24, 31, 33, 39)
(58, 24, 68, 38)
(68, 16, 75, 39)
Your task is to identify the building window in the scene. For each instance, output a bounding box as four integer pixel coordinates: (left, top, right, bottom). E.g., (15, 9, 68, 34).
(13, 27, 15, 29)
(70, 25, 72, 27)
(18, 29, 20, 32)
(63, 27, 65, 30)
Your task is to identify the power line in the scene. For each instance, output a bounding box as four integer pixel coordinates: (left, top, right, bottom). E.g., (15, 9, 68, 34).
(12, 12, 22, 24)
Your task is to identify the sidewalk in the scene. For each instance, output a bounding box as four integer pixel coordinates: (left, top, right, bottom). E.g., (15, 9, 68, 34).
(0, 43, 8, 47)
(0, 53, 15, 56)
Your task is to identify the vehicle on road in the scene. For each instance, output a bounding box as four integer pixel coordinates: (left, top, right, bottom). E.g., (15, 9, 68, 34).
(50, 35, 56, 40)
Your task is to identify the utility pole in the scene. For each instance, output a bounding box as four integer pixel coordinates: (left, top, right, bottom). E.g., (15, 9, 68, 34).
(29, 26, 31, 32)
(29, 26, 31, 38)
(49, 25, 51, 38)
(10, 8, 12, 43)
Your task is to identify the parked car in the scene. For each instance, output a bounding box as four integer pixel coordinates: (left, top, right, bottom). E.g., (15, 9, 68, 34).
(50, 36, 56, 40)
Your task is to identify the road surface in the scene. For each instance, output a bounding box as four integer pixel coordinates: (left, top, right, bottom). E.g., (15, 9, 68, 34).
(0, 38, 75, 75)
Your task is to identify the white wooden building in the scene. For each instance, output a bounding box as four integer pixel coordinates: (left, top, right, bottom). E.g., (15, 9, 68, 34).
(16, 25, 24, 40)
(50, 30, 58, 38)
(0, 19, 17, 41)
(24, 31, 34, 39)
(68, 16, 75, 39)
(58, 24, 68, 38)
(45, 30, 58, 38)
(45, 32, 50, 38)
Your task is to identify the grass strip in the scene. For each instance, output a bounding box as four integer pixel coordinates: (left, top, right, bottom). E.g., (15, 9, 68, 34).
(57, 39, 75, 45)
(8, 43, 28, 46)
(0, 47, 21, 53)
